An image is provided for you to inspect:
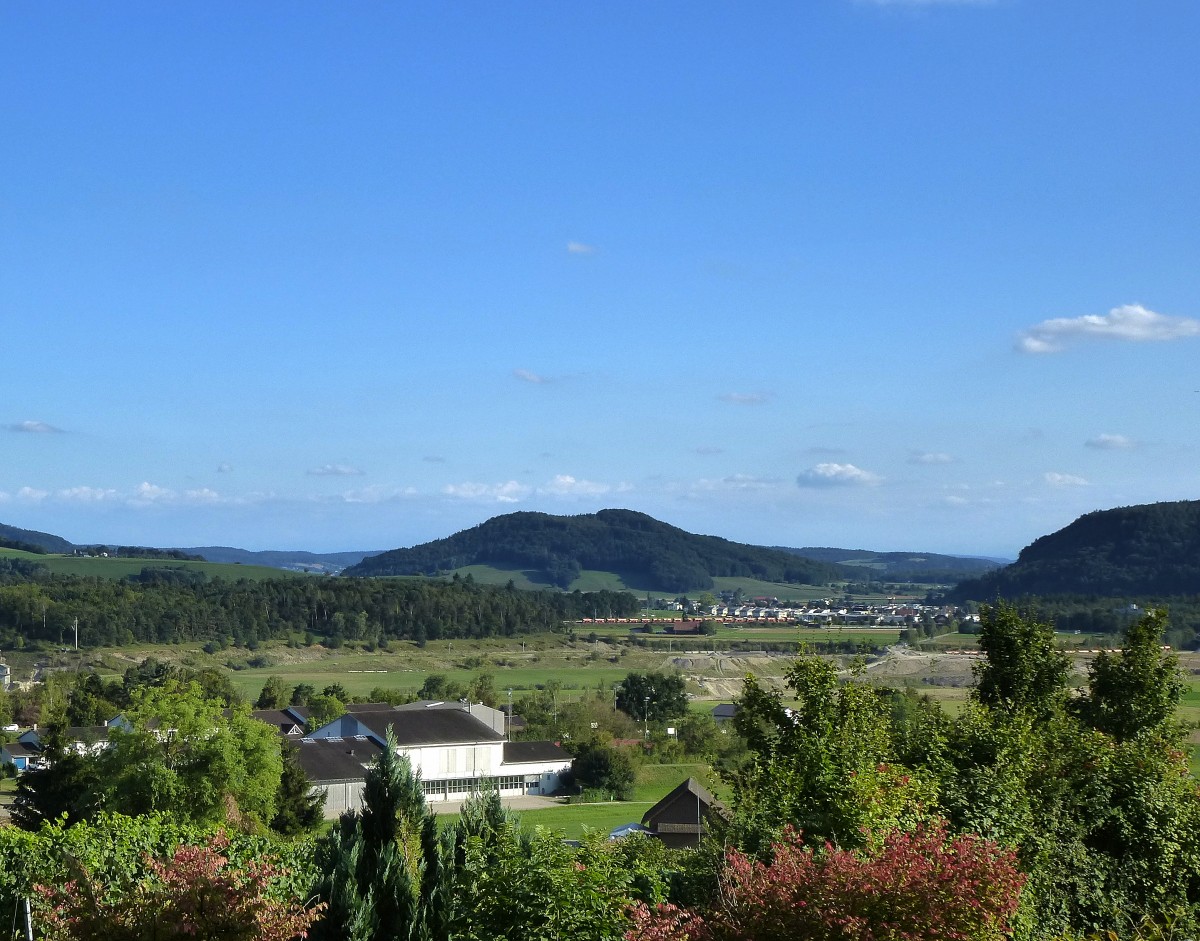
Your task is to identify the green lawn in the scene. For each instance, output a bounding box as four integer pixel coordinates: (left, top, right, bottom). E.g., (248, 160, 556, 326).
(516, 802, 656, 838)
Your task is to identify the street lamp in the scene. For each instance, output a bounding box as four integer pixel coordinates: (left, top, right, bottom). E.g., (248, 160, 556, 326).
(643, 688, 653, 738)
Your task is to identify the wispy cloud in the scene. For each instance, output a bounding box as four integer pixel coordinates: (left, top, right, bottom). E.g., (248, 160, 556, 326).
(17, 486, 49, 502)
(1085, 433, 1136, 450)
(6, 420, 63, 433)
(1016, 304, 1200, 354)
(514, 368, 552, 384)
(216, 462, 233, 473)
(697, 474, 783, 492)
(307, 464, 364, 477)
(718, 392, 771, 406)
(567, 241, 596, 255)
(423, 455, 447, 464)
(333, 485, 419, 505)
(442, 480, 531, 503)
(693, 445, 724, 456)
(1044, 471, 1089, 487)
(58, 486, 120, 503)
(539, 474, 612, 496)
(909, 451, 955, 465)
(797, 463, 883, 487)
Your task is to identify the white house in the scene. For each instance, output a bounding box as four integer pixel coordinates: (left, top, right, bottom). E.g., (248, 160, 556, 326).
(300, 700, 572, 816)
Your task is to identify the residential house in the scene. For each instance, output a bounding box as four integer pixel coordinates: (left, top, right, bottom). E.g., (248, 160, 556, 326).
(641, 777, 728, 849)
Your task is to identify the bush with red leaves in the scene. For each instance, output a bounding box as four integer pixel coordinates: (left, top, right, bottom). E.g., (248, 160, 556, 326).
(628, 822, 1024, 941)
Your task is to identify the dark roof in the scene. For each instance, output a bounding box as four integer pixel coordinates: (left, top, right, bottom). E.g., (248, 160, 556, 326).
(295, 737, 381, 783)
(503, 740, 571, 763)
(355, 708, 505, 747)
(642, 777, 728, 828)
(2, 741, 40, 758)
(346, 702, 403, 713)
(251, 709, 307, 734)
(712, 703, 738, 719)
(63, 726, 110, 743)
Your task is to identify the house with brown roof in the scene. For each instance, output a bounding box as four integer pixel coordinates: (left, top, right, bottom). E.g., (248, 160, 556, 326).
(641, 777, 728, 849)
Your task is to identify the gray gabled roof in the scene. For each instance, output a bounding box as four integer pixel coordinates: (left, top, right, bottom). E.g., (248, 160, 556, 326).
(251, 709, 307, 734)
(642, 777, 728, 828)
(354, 708, 506, 748)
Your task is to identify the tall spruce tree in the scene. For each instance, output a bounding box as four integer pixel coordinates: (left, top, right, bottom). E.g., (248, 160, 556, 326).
(312, 729, 447, 941)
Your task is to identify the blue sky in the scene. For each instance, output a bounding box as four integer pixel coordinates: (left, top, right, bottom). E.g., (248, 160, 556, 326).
(2, 1, 1198, 558)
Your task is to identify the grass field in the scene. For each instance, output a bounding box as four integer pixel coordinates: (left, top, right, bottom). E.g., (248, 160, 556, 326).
(516, 802, 657, 838)
(437, 562, 909, 602)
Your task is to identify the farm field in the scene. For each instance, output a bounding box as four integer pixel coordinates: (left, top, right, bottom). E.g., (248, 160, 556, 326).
(433, 561, 893, 602)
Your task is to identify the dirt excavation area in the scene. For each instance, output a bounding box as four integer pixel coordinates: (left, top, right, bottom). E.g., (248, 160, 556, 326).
(677, 646, 983, 702)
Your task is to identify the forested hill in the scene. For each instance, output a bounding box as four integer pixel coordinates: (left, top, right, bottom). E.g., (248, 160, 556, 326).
(775, 546, 1006, 583)
(345, 509, 850, 592)
(952, 499, 1200, 600)
(0, 522, 74, 554)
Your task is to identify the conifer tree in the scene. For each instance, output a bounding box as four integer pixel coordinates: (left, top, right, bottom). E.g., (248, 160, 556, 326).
(312, 728, 446, 941)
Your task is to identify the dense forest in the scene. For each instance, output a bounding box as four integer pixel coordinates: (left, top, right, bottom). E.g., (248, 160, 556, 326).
(953, 500, 1200, 599)
(346, 509, 850, 591)
(0, 559, 640, 649)
(0, 522, 74, 554)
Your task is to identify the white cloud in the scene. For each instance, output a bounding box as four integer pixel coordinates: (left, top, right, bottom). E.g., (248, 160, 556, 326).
(1044, 471, 1089, 487)
(1016, 304, 1200, 354)
(943, 495, 970, 506)
(132, 482, 175, 504)
(797, 463, 883, 487)
(567, 241, 596, 255)
(539, 475, 611, 496)
(7, 420, 63, 433)
(1085, 433, 1136, 450)
(58, 486, 119, 503)
(307, 464, 364, 477)
(183, 488, 222, 504)
(719, 392, 771, 406)
(442, 481, 531, 503)
(909, 451, 955, 465)
(514, 368, 551, 384)
(17, 486, 49, 502)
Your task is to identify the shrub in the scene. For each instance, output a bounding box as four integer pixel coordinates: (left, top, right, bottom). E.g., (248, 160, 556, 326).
(34, 833, 324, 941)
(628, 822, 1024, 941)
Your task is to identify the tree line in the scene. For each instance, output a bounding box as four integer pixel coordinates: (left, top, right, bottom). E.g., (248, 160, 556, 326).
(0, 559, 641, 648)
